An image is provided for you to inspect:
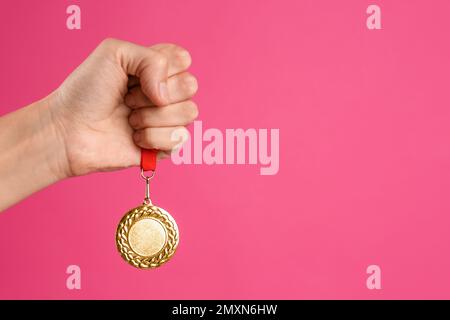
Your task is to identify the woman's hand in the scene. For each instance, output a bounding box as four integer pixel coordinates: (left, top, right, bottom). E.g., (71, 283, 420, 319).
(0, 38, 198, 211)
(50, 38, 198, 177)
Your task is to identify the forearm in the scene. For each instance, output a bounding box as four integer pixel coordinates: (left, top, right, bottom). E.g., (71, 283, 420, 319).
(0, 94, 68, 211)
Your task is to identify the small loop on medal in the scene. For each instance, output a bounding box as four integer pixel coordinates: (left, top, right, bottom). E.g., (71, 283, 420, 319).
(141, 168, 155, 181)
(141, 169, 155, 205)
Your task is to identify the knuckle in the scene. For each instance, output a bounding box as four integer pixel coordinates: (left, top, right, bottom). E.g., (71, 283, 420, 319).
(151, 51, 168, 68)
(99, 38, 119, 50)
(175, 48, 192, 68)
(97, 38, 125, 61)
(160, 43, 178, 50)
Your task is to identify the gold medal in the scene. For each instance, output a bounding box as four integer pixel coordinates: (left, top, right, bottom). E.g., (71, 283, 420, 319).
(116, 151, 179, 269)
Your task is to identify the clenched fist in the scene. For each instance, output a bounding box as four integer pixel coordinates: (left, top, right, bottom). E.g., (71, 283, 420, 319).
(51, 38, 198, 176)
(0, 39, 198, 211)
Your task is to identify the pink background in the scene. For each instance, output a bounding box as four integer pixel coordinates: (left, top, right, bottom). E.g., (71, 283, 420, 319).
(1, 0, 450, 299)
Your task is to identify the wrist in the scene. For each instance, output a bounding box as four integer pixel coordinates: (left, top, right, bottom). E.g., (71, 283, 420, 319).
(33, 93, 71, 181)
(0, 94, 71, 210)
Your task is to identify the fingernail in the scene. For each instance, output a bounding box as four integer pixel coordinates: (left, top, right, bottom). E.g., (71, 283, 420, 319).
(159, 82, 170, 104)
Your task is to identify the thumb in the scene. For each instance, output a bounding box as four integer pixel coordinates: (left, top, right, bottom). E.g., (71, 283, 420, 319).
(103, 39, 170, 106)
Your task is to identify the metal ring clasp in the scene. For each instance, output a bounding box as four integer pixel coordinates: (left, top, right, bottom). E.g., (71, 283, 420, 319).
(141, 169, 155, 205)
(141, 169, 155, 181)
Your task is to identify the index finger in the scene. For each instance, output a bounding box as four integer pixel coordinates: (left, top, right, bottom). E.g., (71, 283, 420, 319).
(150, 43, 192, 77)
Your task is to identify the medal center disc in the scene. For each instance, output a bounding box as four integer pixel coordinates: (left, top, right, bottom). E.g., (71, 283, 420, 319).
(128, 218, 167, 257)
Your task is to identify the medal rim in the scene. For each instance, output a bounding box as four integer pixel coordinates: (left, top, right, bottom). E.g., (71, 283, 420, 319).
(116, 204, 179, 269)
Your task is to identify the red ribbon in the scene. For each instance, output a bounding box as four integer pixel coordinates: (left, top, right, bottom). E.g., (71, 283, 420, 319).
(141, 149, 157, 172)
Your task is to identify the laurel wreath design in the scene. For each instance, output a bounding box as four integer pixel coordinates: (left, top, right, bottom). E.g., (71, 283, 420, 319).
(116, 204, 179, 269)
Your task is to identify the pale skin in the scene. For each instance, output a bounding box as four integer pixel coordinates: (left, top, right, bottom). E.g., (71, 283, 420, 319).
(0, 39, 198, 211)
